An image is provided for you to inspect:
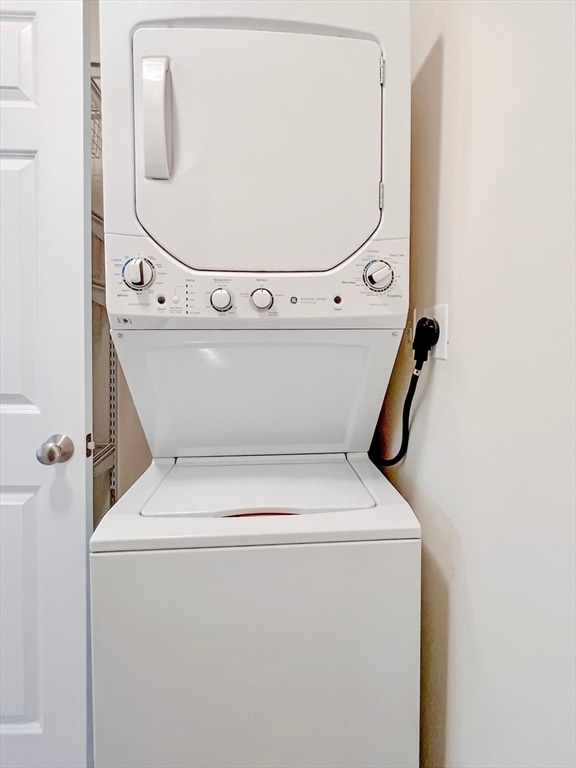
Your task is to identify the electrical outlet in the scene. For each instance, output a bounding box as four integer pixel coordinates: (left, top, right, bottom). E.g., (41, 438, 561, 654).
(413, 303, 449, 359)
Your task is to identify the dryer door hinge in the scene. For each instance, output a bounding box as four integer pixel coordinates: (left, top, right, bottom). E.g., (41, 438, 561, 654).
(86, 433, 95, 458)
(379, 182, 384, 209)
(380, 57, 385, 86)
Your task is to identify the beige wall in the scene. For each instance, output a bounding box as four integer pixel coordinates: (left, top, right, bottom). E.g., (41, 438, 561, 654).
(379, 2, 576, 766)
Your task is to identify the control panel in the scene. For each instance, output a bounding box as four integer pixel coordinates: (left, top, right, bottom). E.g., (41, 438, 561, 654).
(106, 234, 409, 329)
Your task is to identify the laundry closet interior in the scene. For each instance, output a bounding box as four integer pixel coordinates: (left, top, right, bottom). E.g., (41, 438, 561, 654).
(89, 2, 418, 767)
(90, 0, 150, 527)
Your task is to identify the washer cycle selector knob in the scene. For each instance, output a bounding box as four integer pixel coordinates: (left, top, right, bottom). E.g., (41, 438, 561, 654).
(363, 260, 394, 291)
(210, 288, 233, 312)
(250, 288, 274, 310)
(122, 258, 155, 290)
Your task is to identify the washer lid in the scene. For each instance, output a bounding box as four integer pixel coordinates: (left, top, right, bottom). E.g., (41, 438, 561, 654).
(141, 455, 375, 518)
(132, 27, 382, 272)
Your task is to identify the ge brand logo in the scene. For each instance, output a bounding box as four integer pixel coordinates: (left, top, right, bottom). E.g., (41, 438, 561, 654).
(290, 297, 298, 304)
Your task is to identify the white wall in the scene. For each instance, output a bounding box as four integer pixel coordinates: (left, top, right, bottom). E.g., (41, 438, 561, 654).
(379, 2, 576, 766)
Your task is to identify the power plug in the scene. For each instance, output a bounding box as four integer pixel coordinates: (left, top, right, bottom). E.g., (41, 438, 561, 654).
(413, 317, 440, 367)
(414, 304, 449, 359)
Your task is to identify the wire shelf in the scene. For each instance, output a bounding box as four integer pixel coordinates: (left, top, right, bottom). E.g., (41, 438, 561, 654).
(91, 68, 102, 160)
(91, 101, 102, 159)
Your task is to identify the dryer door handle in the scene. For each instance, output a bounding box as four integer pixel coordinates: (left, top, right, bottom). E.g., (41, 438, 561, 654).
(142, 57, 172, 180)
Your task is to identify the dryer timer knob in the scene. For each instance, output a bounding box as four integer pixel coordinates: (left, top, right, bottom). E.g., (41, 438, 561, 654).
(363, 260, 394, 291)
(122, 258, 155, 290)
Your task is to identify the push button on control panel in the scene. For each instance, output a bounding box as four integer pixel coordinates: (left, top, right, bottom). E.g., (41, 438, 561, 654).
(250, 288, 274, 310)
(210, 288, 233, 312)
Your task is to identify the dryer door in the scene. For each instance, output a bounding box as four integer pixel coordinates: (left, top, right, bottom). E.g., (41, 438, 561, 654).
(133, 27, 382, 272)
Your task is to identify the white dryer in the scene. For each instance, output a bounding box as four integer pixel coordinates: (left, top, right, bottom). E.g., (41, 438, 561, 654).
(92, 2, 419, 767)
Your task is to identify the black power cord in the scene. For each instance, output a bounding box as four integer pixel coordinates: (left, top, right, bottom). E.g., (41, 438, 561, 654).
(380, 317, 440, 467)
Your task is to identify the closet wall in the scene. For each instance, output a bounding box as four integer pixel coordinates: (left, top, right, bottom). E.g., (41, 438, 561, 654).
(380, 2, 576, 765)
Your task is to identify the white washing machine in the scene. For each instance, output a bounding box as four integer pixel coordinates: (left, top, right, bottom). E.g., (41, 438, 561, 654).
(91, 2, 419, 767)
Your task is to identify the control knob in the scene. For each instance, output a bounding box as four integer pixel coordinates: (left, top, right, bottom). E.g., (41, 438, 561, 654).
(210, 288, 233, 312)
(363, 260, 394, 291)
(250, 288, 274, 310)
(122, 258, 155, 290)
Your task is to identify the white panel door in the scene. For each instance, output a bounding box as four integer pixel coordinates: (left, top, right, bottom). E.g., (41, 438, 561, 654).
(133, 28, 383, 272)
(0, 2, 90, 767)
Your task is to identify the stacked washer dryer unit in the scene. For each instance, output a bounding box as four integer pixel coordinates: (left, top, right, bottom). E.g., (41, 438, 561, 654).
(91, 2, 419, 767)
